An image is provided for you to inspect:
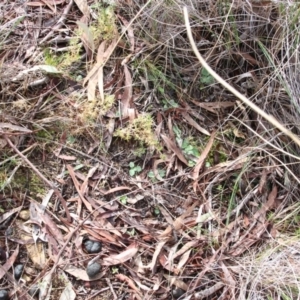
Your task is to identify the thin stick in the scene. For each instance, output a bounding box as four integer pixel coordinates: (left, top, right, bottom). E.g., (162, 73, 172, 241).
(183, 7, 300, 149)
(4, 136, 71, 222)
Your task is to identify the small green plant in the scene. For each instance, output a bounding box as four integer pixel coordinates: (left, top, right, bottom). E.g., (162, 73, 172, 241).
(162, 99, 179, 109)
(182, 138, 200, 157)
(173, 127, 199, 155)
(132, 146, 147, 157)
(111, 266, 119, 274)
(127, 229, 135, 236)
(173, 126, 201, 166)
(119, 195, 128, 205)
(67, 135, 76, 145)
(145, 61, 177, 93)
(199, 68, 214, 89)
(148, 169, 166, 182)
(153, 206, 160, 216)
(129, 162, 142, 176)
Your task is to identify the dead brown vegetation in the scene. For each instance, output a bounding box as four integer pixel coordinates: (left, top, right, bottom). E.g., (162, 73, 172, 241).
(0, 0, 300, 299)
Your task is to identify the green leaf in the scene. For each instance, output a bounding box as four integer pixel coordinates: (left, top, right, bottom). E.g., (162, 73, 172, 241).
(173, 126, 181, 137)
(188, 160, 196, 167)
(129, 169, 135, 176)
(120, 196, 127, 204)
(176, 137, 183, 147)
(182, 138, 189, 149)
(200, 68, 214, 85)
(38, 65, 62, 74)
(129, 162, 135, 168)
(158, 86, 165, 94)
(158, 169, 166, 177)
(135, 166, 142, 172)
(127, 229, 135, 236)
(169, 99, 179, 108)
(191, 148, 200, 157)
(185, 145, 193, 152)
(148, 171, 155, 178)
(154, 207, 160, 216)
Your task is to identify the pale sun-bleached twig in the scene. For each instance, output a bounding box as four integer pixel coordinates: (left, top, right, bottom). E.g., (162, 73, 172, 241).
(183, 7, 300, 149)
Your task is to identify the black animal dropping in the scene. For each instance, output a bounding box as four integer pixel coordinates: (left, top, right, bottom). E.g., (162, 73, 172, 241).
(84, 240, 102, 254)
(0, 290, 8, 300)
(86, 261, 101, 278)
(172, 288, 185, 299)
(14, 264, 24, 280)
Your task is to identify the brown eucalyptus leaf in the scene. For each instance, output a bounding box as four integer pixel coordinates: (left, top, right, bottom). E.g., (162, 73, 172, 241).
(103, 242, 138, 266)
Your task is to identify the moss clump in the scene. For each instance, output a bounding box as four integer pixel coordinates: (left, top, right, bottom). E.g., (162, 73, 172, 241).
(14, 170, 47, 196)
(114, 114, 161, 151)
(0, 165, 47, 197)
(81, 94, 115, 122)
(43, 37, 81, 72)
(43, 3, 117, 74)
(91, 5, 117, 43)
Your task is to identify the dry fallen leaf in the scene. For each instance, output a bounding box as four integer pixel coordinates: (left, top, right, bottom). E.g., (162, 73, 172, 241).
(0, 245, 19, 280)
(172, 240, 199, 260)
(0, 123, 32, 134)
(74, 0, 90, 18)
(20, 232, 47, 269)
(57, 155, 77, 161)
(59, 272, 77, 300)
(39, 272, 52, 300)
(161, 134, 189, 166)
(26, 0, 66, 6)
(64, 265, 105, 281)
(77, 20, 94, 55)
(192, 131, 216, 181)
(66, 164, 93, 214)
(164, 274, 188, 291)
(121, 64, 133, 118)
(147, 240, 166, 273)
(118, 15, 135, 52)
(182, 112, 210, 136)
(0, 138, 7, 148)
(195, 282, 224, 299)
(84, 38, 119, 94)
(103, 242, 139, 266)
(159, 251, 180, 274)
(0, 206, 22, 224)
(115, 273, 142, 297)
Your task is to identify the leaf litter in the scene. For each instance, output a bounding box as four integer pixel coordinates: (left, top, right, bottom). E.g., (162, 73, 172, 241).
(0, 0, 300, 299)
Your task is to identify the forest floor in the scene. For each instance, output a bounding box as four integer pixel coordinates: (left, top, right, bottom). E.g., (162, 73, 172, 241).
(1, 0, 300, 299)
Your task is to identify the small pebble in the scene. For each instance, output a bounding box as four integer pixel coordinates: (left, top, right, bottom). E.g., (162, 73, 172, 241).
(172, 288, 185, 299)
(84, 240, 102, 254)
(0, 290, 8, 300)
(14, 264, 24, 280)
(86, 261, 101, 278)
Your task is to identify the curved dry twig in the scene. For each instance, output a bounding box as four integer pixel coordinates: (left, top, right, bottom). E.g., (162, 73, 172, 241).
(183, 6, 300, 150)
